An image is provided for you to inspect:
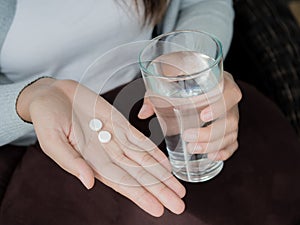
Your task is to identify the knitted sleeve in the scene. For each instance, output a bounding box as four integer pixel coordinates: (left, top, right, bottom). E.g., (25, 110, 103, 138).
(160, 0, 234, 57)
(0, 0, 38, 146)
(0, 77, 42, 146)
(175, 0, 234, 57)
(0, 0, 16, 52)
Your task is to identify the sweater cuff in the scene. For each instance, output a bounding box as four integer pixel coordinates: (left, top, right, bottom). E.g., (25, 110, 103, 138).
(0, 75, 47, 145)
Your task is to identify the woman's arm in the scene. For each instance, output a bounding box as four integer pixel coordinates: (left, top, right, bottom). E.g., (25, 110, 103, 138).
(0, 0, 34, 146)
(161, 0, 234, 57)
(0, 75, 44, 146)
(13, 77, 186, 217)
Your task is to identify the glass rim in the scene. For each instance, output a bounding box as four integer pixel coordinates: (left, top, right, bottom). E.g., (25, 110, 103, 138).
(138, 29, 223, 80)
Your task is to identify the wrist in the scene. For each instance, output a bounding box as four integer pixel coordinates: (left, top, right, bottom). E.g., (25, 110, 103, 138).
(16, 77, 56, 122)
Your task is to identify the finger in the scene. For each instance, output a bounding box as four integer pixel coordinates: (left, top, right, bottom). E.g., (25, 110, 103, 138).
(138, 96, 155, 119)
(111, 124, 172, 172)
(200, 72, 242, 122)
(117, 158, 185, 215)
(123, 145, 186, 198)
(183, 107, 239, 143)
(94, 168, 165, 217)
(39, 132, 95, 189)
(187, 131, 238, 154)
(113, 124, 186, 198)
(102, 140, 186, 201)
(88, 139, 167, 217)
(207, 141, 239, 161)
(121, 127, 185, 197)
(125, 126, 172, 172)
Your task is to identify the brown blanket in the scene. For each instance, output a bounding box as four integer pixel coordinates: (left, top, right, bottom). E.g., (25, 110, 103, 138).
(0, 81, 300, 225)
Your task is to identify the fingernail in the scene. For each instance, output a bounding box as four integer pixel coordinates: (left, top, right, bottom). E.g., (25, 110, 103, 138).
(202, 110, 213, 121)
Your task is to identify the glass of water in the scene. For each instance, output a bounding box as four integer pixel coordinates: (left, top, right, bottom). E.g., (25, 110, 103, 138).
(139, 30, 224, 182)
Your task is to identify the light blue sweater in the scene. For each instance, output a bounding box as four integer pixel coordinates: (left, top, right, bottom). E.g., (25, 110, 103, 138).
(0, 0, 234, 146)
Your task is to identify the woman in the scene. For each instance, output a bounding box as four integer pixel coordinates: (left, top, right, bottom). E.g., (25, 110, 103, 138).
(0, 0, 241, 217)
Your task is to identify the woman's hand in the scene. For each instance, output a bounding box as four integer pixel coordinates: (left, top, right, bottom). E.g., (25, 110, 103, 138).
(138, 72, 242, 161)
(16, 78, 186, 217)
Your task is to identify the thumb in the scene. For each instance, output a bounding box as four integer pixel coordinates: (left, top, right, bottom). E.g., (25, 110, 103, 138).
(138, 97, 155, 119)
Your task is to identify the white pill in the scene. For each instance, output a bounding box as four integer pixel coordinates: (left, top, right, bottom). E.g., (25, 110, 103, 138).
(98, 131, 111, 143)
(89, 118, 103, 131)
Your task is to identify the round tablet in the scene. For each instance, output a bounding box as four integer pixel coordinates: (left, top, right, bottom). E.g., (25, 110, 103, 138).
(98, 131, 111, 143)
(89, 118, 103, 131)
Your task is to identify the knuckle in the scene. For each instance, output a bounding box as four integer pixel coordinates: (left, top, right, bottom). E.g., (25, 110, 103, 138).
(233, 85, 242, 103)
(226, 111, 233, 124)
(203, 126, 213, 142)
(130, 128, 146, 141)
(228, 132, 238, 146)
(233, 141, 239, 151)
(119, 137, 136, 151)
(232, 132, 238, 143)
(157, 170, 172, 182)
(227, 111, 239, 132)
(114, 153, 127, 164)
(217, 150, 230, 161)
(191, 127, 207, 142)
(157, 185, 169, 197)
(118, 174, 134, 186)
(136, 169, 150, 183)
(224, 71, 234, 80)
(141, 153, 154, 165)
(211, 139, 239, 161)
(217, 137, 225, 151)
(133, 189, 148, 204)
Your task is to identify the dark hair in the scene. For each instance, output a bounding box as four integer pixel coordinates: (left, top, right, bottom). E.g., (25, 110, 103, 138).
(133, 0, 169, 25)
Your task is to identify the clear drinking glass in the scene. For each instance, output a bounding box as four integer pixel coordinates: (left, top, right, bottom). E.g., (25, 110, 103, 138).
(139, 30, 224, 182)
